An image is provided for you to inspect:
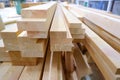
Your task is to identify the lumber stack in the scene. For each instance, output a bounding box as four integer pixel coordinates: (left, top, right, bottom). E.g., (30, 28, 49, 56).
(50, 5, 73, 52)
(61, 5, 85, 41)
(50, 5, 91, 80)
(67, 4, 120, 80)
(17, 2, 56, 58)
(0, 2, 57, 65)
(69, 4, 120, 53)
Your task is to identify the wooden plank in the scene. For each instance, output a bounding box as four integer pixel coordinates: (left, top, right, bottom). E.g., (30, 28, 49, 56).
(85, 40, 120, 80)
(85, 12, 120, 39)
(1, 23, 21, 39)
(68, 5, 84, 21)
(82, 23, 120, 75)
(61, 5, 85, 40)
(9, 51, 37, 66)
(61, 5, 82, 29)
(0, 39, 11, 61)
(21, 2, 42, 8)
(18, 31, 47, 57)
(0, 15, 5, 31)
(17, 19, 48, 31)
(50, 6, 73, 51)
(49, 52, 64, 80)
(2, 38, 19, 51)
(19, 59, 44, 80)
(0, 62, 12, 80)
(0, 65, 24, 80)
(27, 31, 48, 38)
(0, 39, 6, 52)
(69, 28, 85, 34)
(83, 18, 120, 53)
(68, 9, 83, 21)
(73, 44, 92, 79)
(1, 23, 21, 51)
(42, 46, 51, 80)
(64, 52, 74, 73)
(73, 5, 120, 40)
(0, 51, 11, 61)
(22, 2, 56, 18)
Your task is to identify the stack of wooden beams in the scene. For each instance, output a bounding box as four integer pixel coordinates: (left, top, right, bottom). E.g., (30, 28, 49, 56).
(50, 4, 91, 80)
(50, 5, 73, 52)
(17, 2, 56, 58)
(68, 4, 120, 80)
(61, 5, 85, 41)
(0, 2, 57, 66)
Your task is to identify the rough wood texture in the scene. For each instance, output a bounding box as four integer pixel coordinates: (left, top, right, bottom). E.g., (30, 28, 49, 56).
(50, 6, 73, 51)
(9, 51, 37, 66)
(18, 31, 47, 57)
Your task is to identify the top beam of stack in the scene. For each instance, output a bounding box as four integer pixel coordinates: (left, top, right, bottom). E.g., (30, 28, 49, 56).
(22, 2, 56, 18)
(17, 2, 57, 39)
(50, 5, 73, 51)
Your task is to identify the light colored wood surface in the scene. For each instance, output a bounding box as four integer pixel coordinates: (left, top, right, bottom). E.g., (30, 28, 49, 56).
(27, 31, 48, 38)
(0, 62, 12, 80)
(0, 65, 24, 80)
(69, 5, 120, 40)
(82, 23, 120, 75)
(61, 5, 85, 40)
(61, 5, 82, 28)
(19, 59, 44, 80)
(0, 16, 5, 31)
(17, 19, 48, 31)
(9, 51, 37, 66)
(73, 44, 92, 79)
(65, 52, 74, 73)
(18, 31, 47, 57)
(49, 52, 64, 80)
(22, 2, 56, 18)
(42, 47, 51, 80)
(21, 2, 43, 8)
(83, 18, 120, 53)
(0, 39, 11, 61)
(50, 6, 73, 51)
(1, 23, 21, 51)
(1, 23, 21, 39)
(85, 40, 120, 80)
